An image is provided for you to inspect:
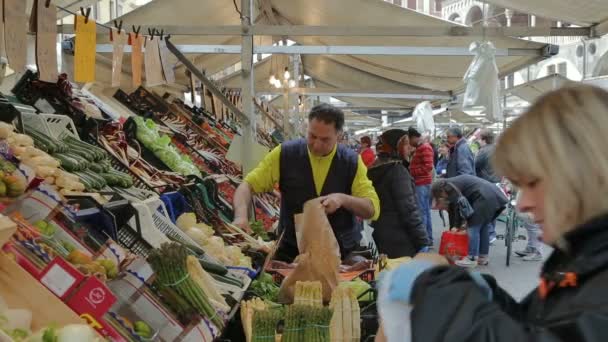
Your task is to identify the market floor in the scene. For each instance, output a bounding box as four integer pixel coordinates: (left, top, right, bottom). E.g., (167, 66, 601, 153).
(429, 211, 551, 300)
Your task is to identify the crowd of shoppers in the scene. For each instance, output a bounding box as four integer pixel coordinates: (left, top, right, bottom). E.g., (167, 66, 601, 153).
(376, 84, 608, 342)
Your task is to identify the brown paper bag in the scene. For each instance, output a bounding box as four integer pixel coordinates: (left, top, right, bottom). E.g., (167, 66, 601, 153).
(278, 198, 341, 304)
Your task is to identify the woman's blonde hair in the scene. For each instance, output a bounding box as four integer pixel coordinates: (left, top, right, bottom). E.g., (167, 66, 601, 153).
(494, 84, 608, 236)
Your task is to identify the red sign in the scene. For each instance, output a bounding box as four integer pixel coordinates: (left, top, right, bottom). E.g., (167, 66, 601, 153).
(66, 276, 116, 319)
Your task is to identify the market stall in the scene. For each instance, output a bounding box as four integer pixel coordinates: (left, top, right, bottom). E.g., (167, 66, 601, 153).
(1, 0, 601, 341)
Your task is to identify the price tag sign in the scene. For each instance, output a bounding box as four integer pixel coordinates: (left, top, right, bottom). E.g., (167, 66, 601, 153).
(40, 263, 77, 297)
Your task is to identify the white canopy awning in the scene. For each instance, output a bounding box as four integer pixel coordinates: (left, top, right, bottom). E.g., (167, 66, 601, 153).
(109, 0, 548, 96)
(504, 74, 572, 103)
(483, 0, 608, 26)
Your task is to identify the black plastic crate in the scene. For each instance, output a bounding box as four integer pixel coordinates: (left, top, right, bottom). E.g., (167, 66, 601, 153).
(117, 223, 153, 258)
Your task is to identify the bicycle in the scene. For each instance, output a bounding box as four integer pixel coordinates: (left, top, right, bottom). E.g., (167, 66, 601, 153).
(497, 183, 526, 266)
(503, 196, 519, 266)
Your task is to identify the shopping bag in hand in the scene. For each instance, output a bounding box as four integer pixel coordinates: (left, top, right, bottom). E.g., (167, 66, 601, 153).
(439, 230, 469, 264)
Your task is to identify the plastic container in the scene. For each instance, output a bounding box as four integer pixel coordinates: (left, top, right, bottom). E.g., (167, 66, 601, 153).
(21, 112, 79, 141)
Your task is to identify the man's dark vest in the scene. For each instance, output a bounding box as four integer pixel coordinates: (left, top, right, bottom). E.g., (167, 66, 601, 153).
(278, 139, 360, 259)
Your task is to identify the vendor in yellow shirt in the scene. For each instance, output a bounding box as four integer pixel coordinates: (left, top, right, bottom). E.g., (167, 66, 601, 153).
(233, 103, 380, 263)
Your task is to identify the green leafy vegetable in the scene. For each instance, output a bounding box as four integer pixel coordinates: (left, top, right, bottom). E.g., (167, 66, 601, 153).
(250, 272, 279, 302)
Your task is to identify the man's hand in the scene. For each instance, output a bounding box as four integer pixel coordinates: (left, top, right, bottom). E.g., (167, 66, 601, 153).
(319, 193, 346, 215)
(232, 216, 251, 232)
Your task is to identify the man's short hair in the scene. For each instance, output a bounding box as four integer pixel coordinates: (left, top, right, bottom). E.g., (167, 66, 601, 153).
(447, 127, 463, 138)
(479, 129, 495, 145)
(407, 127, 421, 138)
(308, 103, 345, 131)
(360, 136, 372, 146)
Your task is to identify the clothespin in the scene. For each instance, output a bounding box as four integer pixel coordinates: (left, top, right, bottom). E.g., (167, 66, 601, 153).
(80, 7, 91, 24)
(114, 20, 123, 33)
(158, 29, 164, 41)
(110, 20, 123, 41)
(45, 0, 51, 8)
(148, 28, 156, 40)
(132, 25, 141, 38)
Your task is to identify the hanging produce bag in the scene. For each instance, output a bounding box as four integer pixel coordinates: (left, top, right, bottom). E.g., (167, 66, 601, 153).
(158, 39, 175, 84)
(462, 41, 503, 122)
(74, 15, 96, 83)
(129, 33, 144, 88)
(144, 36, 165, 86)
(277, 198, 340, 304)
(438, 230, 469, 263)
(412, 101, 435, 136)
(111, 28, 128, 87)
(33, 0, 58, 82)
(4, 0, 27, 73)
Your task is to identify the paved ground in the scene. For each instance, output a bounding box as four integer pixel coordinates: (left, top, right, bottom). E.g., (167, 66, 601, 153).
(430, 211, 550, 300)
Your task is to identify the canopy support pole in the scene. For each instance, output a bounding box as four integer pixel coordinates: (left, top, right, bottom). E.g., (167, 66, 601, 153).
(165, 40, 249, 125)
(241, 0, 256, 173)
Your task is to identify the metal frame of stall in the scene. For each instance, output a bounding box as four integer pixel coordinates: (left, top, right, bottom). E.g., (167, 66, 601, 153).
(59, 0, 604, 169)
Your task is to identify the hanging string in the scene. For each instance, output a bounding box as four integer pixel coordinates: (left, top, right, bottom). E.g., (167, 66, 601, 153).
(55, 4, 171, 38)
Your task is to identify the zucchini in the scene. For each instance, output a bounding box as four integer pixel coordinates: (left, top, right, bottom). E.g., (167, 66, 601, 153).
(64, 153, 90, 170)
(52, 154, 80, 172)
(68, 145, 96, 161)
(82, 171, 107, 189)
(99, 159, 112, 172)
(211, 273, 244, 288)
(74, 174, 94, 190)
(99, 173, 121, 186)
(75, 172, 103, 190)
(198, 258, 228, 276)
(88, 163, 103, 173)
(28, 129, 58, 154)
(64, 136, 107, 161)
(107, 169, 133, 188)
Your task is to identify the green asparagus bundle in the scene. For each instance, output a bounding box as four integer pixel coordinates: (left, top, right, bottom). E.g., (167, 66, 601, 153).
(148, 243, 225, 329)
(252, 308, 282, 341)
(283, 305, 332, 342)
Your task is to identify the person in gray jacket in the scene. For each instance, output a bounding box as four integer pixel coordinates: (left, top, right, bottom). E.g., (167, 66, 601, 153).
(475, 129, 501, 242)
(475, 129, 501, 183)
(446, 127, 475, 178)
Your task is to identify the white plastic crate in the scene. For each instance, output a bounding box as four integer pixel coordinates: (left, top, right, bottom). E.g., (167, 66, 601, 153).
(21, 113, 79, 141)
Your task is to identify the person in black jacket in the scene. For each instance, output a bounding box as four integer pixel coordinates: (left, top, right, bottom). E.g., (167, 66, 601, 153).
(432, 175, 507, 267)
(367, 129, 430, 258)
(375, 85, 608, 342)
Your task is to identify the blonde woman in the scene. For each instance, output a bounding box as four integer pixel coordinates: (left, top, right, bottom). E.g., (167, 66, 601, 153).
(375, 85, 608, 342)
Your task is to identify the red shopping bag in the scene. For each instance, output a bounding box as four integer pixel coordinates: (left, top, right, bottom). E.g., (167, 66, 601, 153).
(439, 230, 469, 264)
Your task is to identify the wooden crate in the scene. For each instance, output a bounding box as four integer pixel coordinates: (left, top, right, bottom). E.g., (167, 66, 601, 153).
(0, 216, 84, 331)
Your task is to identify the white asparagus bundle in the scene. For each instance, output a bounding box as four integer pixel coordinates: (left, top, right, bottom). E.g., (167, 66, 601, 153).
(330, 286, 361, 341)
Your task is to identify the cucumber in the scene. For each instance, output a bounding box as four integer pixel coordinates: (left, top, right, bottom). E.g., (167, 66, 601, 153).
(211, 273, 244, 288)
(53, 154, 80, 172)
(99, 159, 112, 172)
(198, 258, 228, 276)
